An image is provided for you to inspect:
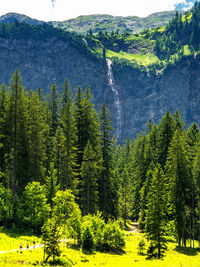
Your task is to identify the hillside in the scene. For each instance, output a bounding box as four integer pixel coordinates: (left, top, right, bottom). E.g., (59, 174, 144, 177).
(0, 5, 200, 141)
(0, 11, 181, 35)
(0, 12, 44, 25)
(50, 11, 179, 35)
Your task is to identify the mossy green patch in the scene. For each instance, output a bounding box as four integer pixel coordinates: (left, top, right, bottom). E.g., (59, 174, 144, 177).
(183, 45, 192, 56)
(106, 50, 160, 66)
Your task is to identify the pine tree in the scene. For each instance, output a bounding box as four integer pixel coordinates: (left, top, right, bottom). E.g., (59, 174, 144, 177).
(27, 90, 47, 183)
(145, 164, 168, 259)
(185, 123, 199, 248)
(61, 78, 72, 110)
(139, 163, 155, 230)
(0, 83, 9, 185)
(99, 104, 118, 220)
(74, 86, 101, 212)
(165, 129, 190, 247)
(74, 86, 84, 174)
(45, 163, 59, 213)
(173, 110, 185, 131)
(46, 82, 59, 170)
(80, 140, 99, 215)
(6, 69, 29, 194)
(157, 110, 175, 169)
(131, 135, 147, 220)
(60, 79, 78, 193)
(120, 165, 132, 226)
(138, 124, 158, 229)
(117, 138, 132, 226)
(193, 141, 200, 247)
(49, 82, 59, 136)
(53, 126, 65, 185)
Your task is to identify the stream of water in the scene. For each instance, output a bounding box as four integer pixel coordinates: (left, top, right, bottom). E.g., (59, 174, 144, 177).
(106, 59, 122, 140)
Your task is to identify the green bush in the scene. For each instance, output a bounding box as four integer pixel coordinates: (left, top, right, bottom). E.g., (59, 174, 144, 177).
(115, 218, 125, 230)
(48, 256, 73, 266)
(66, 209, 82, 246)
(137, 238, 146, 255)
(97, 221, 125, 252)
(81, 226, 94, 253)
(81, 214, 125, 253)
(81, 213, 105, 246)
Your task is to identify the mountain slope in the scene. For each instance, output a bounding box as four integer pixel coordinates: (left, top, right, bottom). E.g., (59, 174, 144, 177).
(50, 11, 179, 34)
(0, 11, 180, 35)
(0, 12, 44, 25)
(0, 7, 200, 141)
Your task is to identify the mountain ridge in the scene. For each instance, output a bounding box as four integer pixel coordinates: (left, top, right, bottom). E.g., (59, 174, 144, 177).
(0, 11, 181, 35)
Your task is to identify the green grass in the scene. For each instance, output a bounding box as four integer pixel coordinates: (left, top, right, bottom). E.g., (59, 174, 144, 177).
(157, 26, 166, 32)
(0, 249, 43, 267)
(0, 229, 41, 251)
(183, 45, 192, 56)
(0, 229, 42, 266)
(106, 50, 160, 66)
(59, 233, 200, 267)
(1, 230, 200, 266)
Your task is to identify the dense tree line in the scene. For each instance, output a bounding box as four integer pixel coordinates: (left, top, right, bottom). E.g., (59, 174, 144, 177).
(2, 70, 200, 260)
(116, 111, 200, 258)
(0, 70, 118, 231)
(154, 2, 200, 59)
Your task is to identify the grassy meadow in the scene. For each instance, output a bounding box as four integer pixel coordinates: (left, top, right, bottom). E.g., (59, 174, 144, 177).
(1, 229, 200, 266)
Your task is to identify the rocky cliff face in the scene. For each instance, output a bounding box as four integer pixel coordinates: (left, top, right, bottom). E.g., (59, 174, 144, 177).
(113, 55, 200, 139)
(0, 35, 107, 104)
(0, 32, 200, 142)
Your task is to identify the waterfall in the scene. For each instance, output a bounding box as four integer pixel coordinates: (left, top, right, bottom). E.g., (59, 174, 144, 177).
(106, 59, 122, 140)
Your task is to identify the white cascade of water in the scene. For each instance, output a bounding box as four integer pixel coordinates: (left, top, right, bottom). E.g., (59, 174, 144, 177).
(106, 59, 122, 140)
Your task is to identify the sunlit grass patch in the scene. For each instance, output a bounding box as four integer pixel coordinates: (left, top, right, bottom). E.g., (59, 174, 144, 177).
(106, 50, 160, 66)
(0, 229, 41, 251)
(1, 229, 200, 266)
(183, 45, 192, 56)
(0, 248, 43, 267)
(59, 232, 200, 267)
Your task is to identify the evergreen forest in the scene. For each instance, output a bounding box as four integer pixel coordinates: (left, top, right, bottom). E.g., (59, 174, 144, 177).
(0, 69, 200, 262)
(2, 3, 200, 265)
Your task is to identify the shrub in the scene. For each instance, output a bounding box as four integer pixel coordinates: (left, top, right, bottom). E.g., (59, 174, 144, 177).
(81, 226, 94, 253)
(66, 209, 82, 246)
(97, 221, 125, 252)
(48, 256, 73, 266)
(81, 213, 105, 246)
(81, 214, 126, 253)
(115, 218, 125, 230)
(137, 238, 146, 255)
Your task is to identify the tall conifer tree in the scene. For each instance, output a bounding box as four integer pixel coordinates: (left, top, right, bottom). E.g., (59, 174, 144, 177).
(74, 86, 101, 211)
(27, 90, 47, 183)
(145, 164, 168, 259)
(157, 110, 175, 169)
(6, 69, 29, 194)
(165, 129, 190, 247)
(0, 83, 9, 185)
(80, 140, 99, 215)
(99, 104, 118, 219)
(60, 79, 78, 193)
